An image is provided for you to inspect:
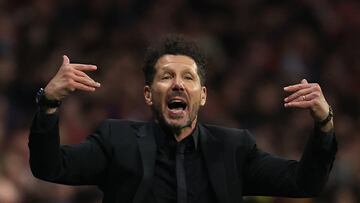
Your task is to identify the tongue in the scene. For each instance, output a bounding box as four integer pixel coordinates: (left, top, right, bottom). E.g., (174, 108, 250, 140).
(168, 107, 185, 118)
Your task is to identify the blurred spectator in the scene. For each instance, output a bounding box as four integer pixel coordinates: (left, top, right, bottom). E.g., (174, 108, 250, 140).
(0, 0, 358, 202)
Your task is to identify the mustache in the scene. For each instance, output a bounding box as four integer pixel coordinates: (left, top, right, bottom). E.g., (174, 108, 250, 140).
(167, 91, 187, 99)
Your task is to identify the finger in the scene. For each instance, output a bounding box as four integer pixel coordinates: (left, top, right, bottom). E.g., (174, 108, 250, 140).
(302, 91, 320, 101)
(290, 91, 320, 103)
(74, 69, 95, 82)
(63, 55, 70, 65)
(70, 64, 98, 71)
(72, 81, 97, 92)
(301, 78, 308, 84)
(284, 86, 317, 102)
(73, 75, 101, 88)
(284, 100, 313, 108)
(284, 83, 313, 92)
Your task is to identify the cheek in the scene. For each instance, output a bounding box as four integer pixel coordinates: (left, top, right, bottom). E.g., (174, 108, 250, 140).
(189, 91, 203, 106)
(151, 89, 166, 106)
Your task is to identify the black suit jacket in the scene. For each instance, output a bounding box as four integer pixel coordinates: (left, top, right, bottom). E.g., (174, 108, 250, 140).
(29, 111, 337, 203)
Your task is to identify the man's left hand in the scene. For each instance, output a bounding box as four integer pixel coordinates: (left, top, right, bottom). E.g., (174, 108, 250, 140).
(284, 79, 333, 132)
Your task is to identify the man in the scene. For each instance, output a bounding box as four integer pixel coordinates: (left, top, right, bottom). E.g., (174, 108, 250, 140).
(29, 35, 337, 203)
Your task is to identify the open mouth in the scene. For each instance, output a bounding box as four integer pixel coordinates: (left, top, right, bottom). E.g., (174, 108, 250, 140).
(167, 99, 188, 111)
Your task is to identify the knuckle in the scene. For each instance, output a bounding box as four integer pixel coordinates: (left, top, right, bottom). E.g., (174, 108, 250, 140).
(62, 65, 71, 72)
(313, 99, 320, 106)
(67, 79, 74, 87)
(63, 71, 71, 78)
(78, 72, 86, 77)
(308, 100, 314, 106)
(84, 78, 91, 84)
(85, 80, 92, 86)
(315, 83, 321, 90)
(66, 67, 76, 74)
(66, 78, 72, 84)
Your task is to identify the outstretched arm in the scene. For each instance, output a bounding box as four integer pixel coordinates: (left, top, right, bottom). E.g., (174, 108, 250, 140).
(243, 79, 336, 197)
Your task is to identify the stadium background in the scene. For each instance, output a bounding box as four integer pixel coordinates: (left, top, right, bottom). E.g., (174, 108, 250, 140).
(0, 0, 359, 202)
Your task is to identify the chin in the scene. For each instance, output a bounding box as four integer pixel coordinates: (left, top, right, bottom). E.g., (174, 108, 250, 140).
(162, 116, 193, 131)
(152, 105, 197, 132)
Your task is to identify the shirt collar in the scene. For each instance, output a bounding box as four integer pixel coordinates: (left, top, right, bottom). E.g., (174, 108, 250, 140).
(153, 122, 199, 149)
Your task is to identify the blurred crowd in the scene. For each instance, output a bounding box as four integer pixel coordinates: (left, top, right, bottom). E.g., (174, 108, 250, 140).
(0, 0, 360, 202)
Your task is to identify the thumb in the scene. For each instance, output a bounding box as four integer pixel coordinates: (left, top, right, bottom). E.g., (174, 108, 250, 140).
(301, 78, 308, 84)
(62, 55, 70, 65)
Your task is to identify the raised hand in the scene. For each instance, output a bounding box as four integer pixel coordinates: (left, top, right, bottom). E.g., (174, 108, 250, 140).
(284, 79, 333, 132)
(44, 55, 101, 101)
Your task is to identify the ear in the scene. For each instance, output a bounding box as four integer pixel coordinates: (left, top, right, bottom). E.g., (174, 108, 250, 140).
(144, 85, 152, 106)
(200, 86, 207, 106)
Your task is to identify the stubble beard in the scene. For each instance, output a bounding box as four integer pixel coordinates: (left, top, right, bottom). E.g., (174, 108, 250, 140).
(152, 102, 200, 135)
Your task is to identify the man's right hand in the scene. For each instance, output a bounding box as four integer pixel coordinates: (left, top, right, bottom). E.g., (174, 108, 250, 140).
(43, 55, 101, 112)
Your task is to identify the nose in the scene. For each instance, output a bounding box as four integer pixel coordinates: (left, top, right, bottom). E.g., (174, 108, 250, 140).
(172, 76, 185, 91)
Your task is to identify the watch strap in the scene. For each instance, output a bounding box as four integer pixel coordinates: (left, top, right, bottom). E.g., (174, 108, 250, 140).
(36, 88, 61, 108)
(317, 105, 333, 126)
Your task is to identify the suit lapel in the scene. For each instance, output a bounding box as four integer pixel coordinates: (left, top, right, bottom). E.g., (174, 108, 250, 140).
(133, 122, 157, 203)
(199, 124, 229, 203)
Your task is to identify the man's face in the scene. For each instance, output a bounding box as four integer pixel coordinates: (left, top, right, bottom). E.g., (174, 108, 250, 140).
(144, 54, 207, 130)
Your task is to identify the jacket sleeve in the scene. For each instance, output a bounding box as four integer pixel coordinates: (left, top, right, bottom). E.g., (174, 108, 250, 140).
(28, 109, 111, 185)
(242, 126, 337, 197)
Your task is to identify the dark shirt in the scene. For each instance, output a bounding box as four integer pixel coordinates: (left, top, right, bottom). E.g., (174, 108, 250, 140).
(145, 123, 217, 203)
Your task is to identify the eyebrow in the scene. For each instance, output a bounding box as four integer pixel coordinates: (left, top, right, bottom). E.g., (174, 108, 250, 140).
(158, 67, 197, 74)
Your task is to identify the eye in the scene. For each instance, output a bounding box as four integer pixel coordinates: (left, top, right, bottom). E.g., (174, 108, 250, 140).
(184, 74, 193, 80)
(161, 74, 172, 80)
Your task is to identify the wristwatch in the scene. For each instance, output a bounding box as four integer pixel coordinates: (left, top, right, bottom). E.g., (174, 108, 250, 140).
(35, 88, 61, 108)
(317, 105, 333, 126)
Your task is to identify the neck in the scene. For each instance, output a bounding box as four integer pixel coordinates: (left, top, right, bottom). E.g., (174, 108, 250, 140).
(156, 118, 198, 142)
(173, 121, 197, 142)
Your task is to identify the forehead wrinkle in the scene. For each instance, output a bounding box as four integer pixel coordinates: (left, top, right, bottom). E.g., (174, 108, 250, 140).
(162, 61, 195, 65)
(159, 61, 196, 70)
(158, 66, 198, 75)
(156, 55, 196, 66)
(155, 55, 198, 74)
(158, 62, 197, 71)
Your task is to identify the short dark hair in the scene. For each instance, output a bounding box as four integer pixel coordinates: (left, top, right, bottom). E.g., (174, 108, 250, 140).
(143, 34, 207, 86)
